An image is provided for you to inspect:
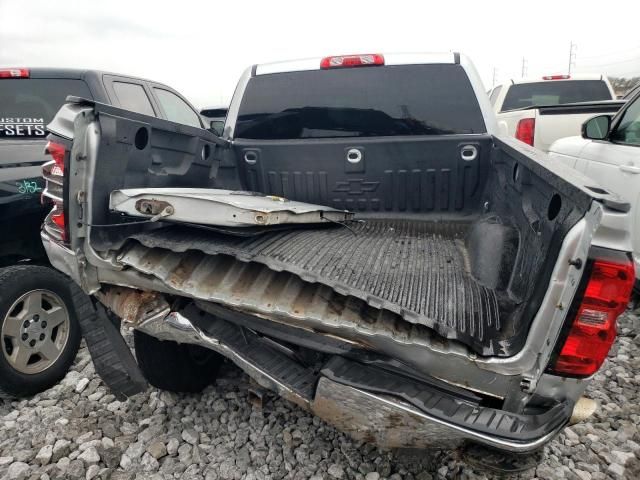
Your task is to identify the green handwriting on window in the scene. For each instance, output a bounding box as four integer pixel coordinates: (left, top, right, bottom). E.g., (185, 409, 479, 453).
(16, 180, 42, 194)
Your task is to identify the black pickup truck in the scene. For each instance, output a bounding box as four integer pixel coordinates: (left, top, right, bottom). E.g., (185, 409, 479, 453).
(0, 67, 204, 397)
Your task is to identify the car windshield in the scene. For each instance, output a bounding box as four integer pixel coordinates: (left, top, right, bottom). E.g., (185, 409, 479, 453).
(0, 78, 92, 139)
(235, 64, 486, 139)
(501, 80, 612, 111)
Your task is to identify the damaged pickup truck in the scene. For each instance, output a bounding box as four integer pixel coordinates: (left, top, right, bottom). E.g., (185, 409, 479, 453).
(41, 53, 635, 468)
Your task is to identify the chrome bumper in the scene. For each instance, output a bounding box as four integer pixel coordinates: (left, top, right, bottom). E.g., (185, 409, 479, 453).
(135, 309, 567, 453)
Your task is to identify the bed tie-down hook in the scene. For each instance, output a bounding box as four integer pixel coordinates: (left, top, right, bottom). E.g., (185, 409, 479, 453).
(150, 205, 174, 222)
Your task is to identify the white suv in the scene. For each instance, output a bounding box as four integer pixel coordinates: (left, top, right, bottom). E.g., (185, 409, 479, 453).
(549, 88, 640, 285)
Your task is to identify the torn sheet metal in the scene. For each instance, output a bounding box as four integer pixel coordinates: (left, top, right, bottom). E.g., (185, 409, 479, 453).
(135, 308, 314, 409)
(109, 188, 353, 227)
(116, 242, 432, 347)
(108, 242, 516, 398)
(94, 287, 169, 324)
(124, 220, 502, 355)
(311, 377, 465, 450)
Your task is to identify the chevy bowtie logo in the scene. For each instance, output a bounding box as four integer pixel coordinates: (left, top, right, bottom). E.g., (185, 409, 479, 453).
(333, 179, 380, 195)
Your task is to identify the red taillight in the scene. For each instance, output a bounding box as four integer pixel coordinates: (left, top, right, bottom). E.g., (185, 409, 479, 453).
(542, 75, 570, 80)
(550, 258, 634, 377)
(50, 205, 66, 229)
(43, 141, 68, 242)
(45, 141, 66, 174)
(515, 118, 535, 146)
(320, 54, 384, 69)
(0, 68, 29, 78)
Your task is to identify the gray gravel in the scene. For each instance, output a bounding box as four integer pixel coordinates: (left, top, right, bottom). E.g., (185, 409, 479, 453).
(1, 312, 639, 480)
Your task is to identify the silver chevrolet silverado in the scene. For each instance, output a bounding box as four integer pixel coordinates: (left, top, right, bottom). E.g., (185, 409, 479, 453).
(40, 53, 635, 471)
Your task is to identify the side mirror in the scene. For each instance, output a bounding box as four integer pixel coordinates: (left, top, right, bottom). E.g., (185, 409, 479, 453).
(209, 120, 225, 136)
(582, 115, 611, 140)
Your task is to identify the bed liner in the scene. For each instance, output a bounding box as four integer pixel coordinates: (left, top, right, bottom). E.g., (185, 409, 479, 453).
(124, 218, 506, 354)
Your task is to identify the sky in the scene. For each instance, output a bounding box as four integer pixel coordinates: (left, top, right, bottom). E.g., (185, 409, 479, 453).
(1, 0, 639, 108)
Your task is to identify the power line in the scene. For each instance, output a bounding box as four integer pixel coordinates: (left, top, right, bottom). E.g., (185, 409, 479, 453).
(568, 41, 577, 75)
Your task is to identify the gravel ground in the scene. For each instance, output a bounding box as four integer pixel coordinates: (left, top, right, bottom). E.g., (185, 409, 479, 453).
(0, 313, 639, 480)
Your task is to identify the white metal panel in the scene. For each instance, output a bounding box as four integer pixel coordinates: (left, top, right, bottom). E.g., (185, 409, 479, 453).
(109, 188, 353, 227)
(535, 112, 601, 152)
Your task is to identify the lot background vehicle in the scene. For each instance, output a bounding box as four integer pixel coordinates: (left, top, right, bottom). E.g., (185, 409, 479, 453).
(200, 106, 228, 136)
(548, 87, 640, 291)
(0, 67, 204, 397)
(488, 74, 623, 152)
(42, 53, 634, 470)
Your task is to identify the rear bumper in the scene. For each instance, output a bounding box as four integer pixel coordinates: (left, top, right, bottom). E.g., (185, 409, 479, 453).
(316, 357, 571, 453)
(313, 377, 567, 453)
(132, 305, 570, 453)
(41, 231, 571, 453)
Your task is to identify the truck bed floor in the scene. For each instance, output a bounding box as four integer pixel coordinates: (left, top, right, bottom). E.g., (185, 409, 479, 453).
(126, 219, 503, 351)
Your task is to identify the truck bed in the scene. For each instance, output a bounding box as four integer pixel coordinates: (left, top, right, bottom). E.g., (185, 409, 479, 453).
(119, 219, 504, 353)
(45, 100, 627, 362)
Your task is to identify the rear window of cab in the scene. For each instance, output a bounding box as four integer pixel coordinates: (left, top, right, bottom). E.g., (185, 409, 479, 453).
(500, 80, 612, 111)
(235, 64, 486, 139)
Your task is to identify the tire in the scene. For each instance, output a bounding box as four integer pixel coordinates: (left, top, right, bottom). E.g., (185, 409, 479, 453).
(134, 330, 223, 393)
(0, 265, 81, 398)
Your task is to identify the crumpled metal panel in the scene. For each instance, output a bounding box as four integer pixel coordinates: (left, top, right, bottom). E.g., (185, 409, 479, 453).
(117, 242, 438, 348)
(110, 188, 353, 226)
(136, 309, 313, 409)
(312, 377, 465, 449)
(125, 219, 503, 354)
(114, 242, 522, 396)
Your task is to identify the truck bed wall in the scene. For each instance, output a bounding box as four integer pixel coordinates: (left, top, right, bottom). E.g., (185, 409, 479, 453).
(228, 135, 492, 217)
(478, 138, 593, 351)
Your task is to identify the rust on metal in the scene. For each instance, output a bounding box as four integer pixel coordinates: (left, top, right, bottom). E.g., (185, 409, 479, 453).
(113, 242, 513, 398)
(311, 378, 465, 450)
(248, 379, 267, 411)
(95, 286, 169, 324)
(135, 198, 172, 216)
(117, 244, 436, 348)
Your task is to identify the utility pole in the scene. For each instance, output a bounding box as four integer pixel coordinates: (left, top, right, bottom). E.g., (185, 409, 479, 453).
(568, 41, 577, 75)
(521, 57, 528, 78)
